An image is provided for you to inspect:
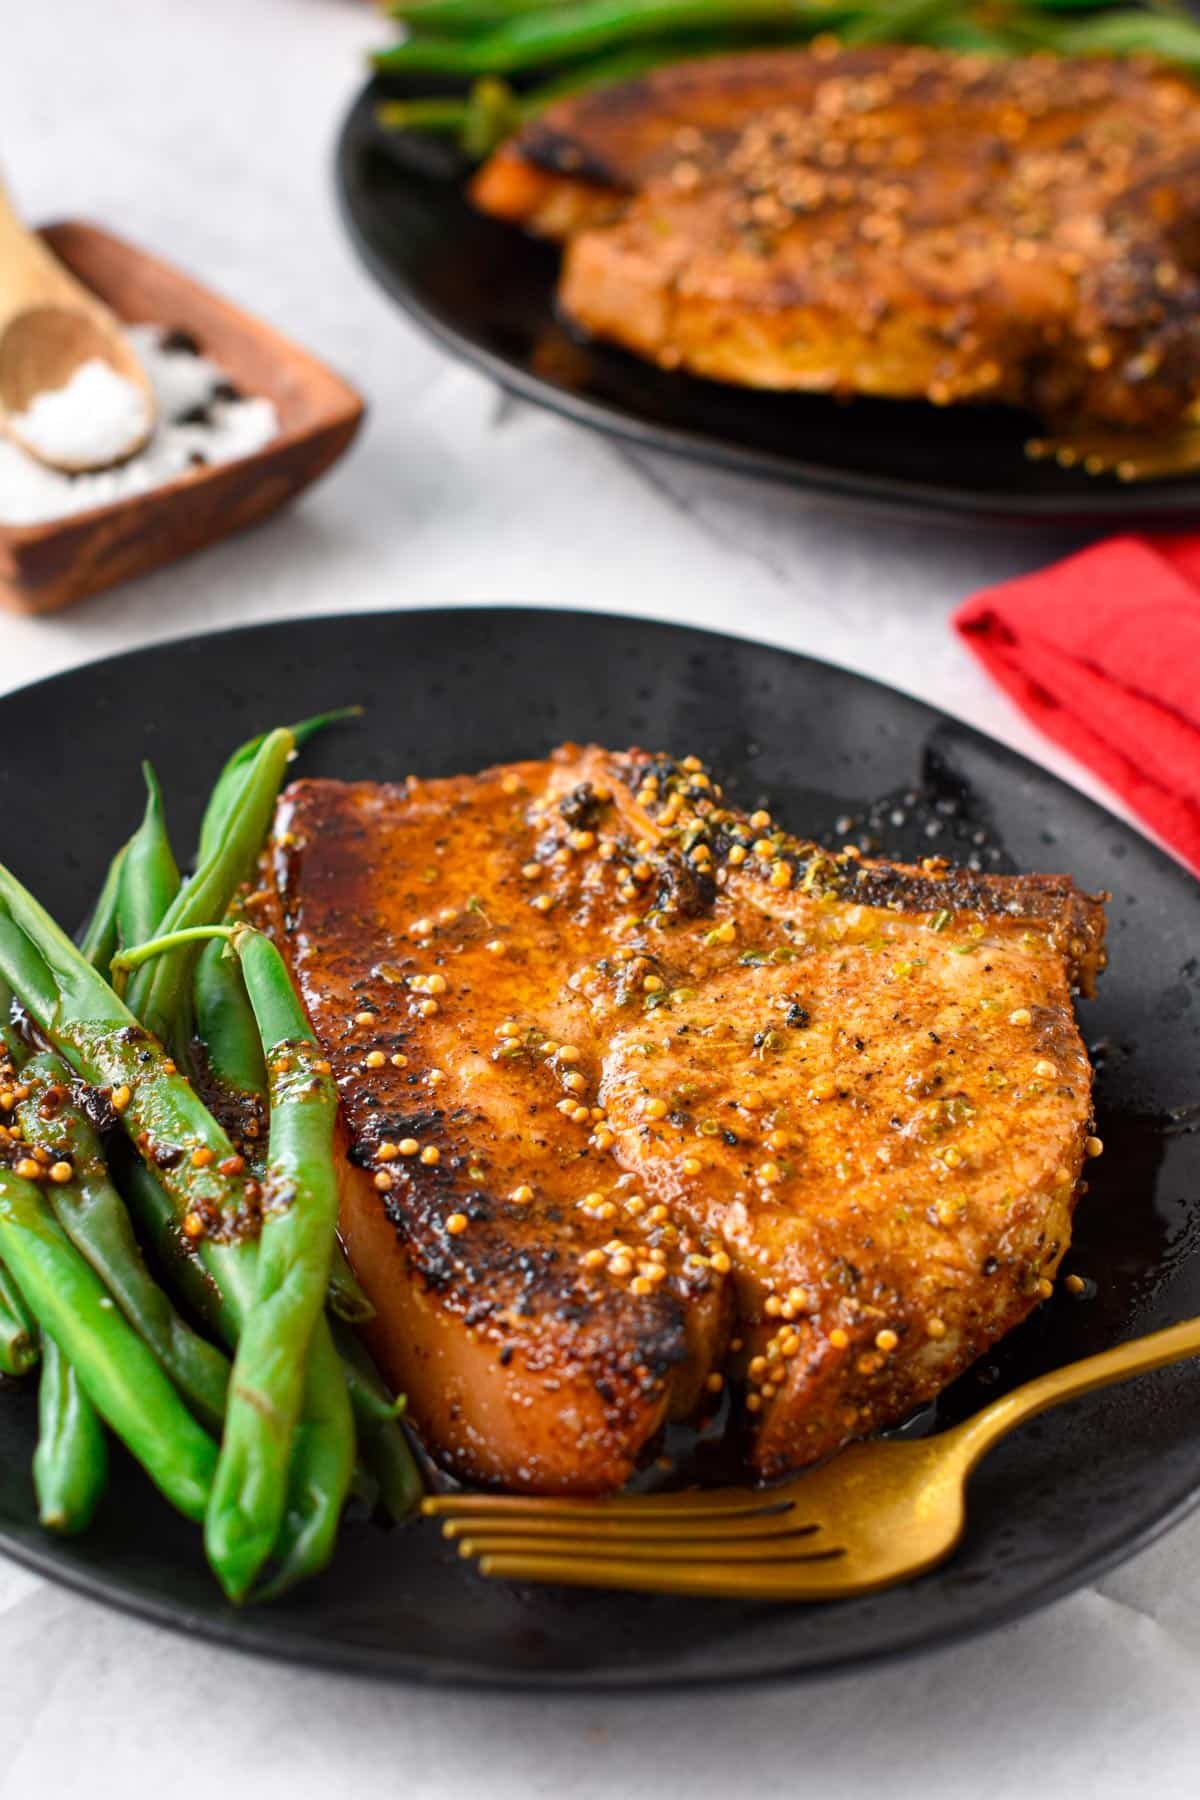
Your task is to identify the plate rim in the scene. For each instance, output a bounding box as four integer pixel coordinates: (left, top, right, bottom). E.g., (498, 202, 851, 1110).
(0, 1472, 1196, 1693)
(1, 601, 1198, 1690)
(334, 79, 1200, 529)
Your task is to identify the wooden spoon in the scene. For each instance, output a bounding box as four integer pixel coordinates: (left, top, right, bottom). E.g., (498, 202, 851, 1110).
(0, 177, 155, 472)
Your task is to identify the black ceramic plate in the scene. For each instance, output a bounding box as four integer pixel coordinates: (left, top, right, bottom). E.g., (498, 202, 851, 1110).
(1, 607, 1198, 1689)
(336, 80, 1200, 527)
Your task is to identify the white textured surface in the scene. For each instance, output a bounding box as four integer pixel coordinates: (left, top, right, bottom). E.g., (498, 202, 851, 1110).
(2, 1, 1197, 1792)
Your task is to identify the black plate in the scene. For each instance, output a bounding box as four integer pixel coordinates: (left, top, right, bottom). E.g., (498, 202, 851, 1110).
(336, 79, 1200, 528)
(1, 607, 1199, 1689)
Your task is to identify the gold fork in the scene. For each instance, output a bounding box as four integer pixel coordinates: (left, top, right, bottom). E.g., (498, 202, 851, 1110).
(424, 1316, 1200, 1601)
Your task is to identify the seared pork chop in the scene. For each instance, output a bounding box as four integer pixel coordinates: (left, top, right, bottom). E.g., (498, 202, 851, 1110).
(265, 747, 1105, 1491)
(473, 47, 1200, 428)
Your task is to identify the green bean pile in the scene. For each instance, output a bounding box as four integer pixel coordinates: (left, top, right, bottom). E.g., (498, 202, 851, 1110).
(371, 0, 1200, 159)
(0, 714, 421, 1601)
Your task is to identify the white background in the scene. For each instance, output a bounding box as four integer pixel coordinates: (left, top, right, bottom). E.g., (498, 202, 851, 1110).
(3, 1, 1198, 1792)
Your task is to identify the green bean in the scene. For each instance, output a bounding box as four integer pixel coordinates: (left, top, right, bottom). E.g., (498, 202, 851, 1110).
(519, 31, 739, 89)
(0, 1168, 217, 1521)
(359, 1411, 423, 1525)
(110, 1154, 354, 1590)
(0, 887, 260, 1327)
(840, 0, 958, 45)
(0, 1257, 38, 1377)
(234, 929, 316, 1048)
(212, 1045, 343, 1589)
(377, 95, 477, 137)
(114, 1153, 243, 1347)
(49, 818, 202, 1543)
(332, 1319, 422, 1523)
(116, 764, 181, 957)
(33, 1332, 107, 1534)
(327, 1241, 376, 1325)
(125, 729, 295, 1050)
(0, 974, 27, 1395)
(384, 0, 1130, 30)
(2, 878, 367, 1589)
(376, 0, 1200, 94)
(193, 921, 368, 1327)
(190, 706, 357, 1114)
(260, 1315, 355, 1598)
(1056, 10, 1200, 61)
(124, 925, 347, 1598)
(5, 855, 400, 1587)
(77, 843, 128, 976)
(921, 16, 1017, 50)
(123, 914, 415, 1543)
(194, 932, 268, 1106)
(0, 972, 21, 1065)
(0, 903, 59, 1025)
(373, 0, 839, 74)
(81, 816, 245, 1381)
(13, 1055, 230, 1433)
(1029, 0, 1157, 9)
(197, 708, 362, 866)
(392, 0, 576, 34)
(185, 881, 387, 1502)
(10, 945, 98, 1520)
(334, 1336, 404, 1431)
(191, 968, 392, 1465)
(378, 42, 731, 154)
(1023, 0, 1138, 10)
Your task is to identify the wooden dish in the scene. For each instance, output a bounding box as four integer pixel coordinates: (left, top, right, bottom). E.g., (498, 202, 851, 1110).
(0, 222, 364, 615)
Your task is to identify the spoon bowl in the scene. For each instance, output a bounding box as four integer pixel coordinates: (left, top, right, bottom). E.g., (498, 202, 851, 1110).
(0, 304, 155, 472)
(0, 174, 156, 472)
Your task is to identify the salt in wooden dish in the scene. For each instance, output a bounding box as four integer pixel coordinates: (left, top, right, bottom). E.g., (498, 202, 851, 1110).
(0, 222, 364, 615)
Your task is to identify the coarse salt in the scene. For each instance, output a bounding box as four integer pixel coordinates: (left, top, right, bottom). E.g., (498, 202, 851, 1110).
(0, 325, 279, 526)
(11, 357, 150, 468)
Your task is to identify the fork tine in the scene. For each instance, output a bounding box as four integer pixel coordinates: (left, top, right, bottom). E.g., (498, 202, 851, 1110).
(473, 1551, 876, 1601)
(422, 1486, 790, 1524)
(458, 1533, 839, 1565)
(440, 1508, 822, 1545)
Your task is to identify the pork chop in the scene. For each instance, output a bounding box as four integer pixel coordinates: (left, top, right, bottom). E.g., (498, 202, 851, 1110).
(264, 746, 1105, 1491)
(473, 47, 1200, 429)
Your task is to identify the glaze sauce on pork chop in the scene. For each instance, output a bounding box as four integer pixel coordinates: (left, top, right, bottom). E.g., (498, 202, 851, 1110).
(473, 46, 1200, 429)
(266, 747, 1105, 1492)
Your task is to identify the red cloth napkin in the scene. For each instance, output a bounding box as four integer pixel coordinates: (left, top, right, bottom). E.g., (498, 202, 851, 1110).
(954, 534, 1200, 876)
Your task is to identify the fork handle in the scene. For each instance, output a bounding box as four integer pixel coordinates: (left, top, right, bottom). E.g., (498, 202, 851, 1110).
(949, 1314, 1200, 1471)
